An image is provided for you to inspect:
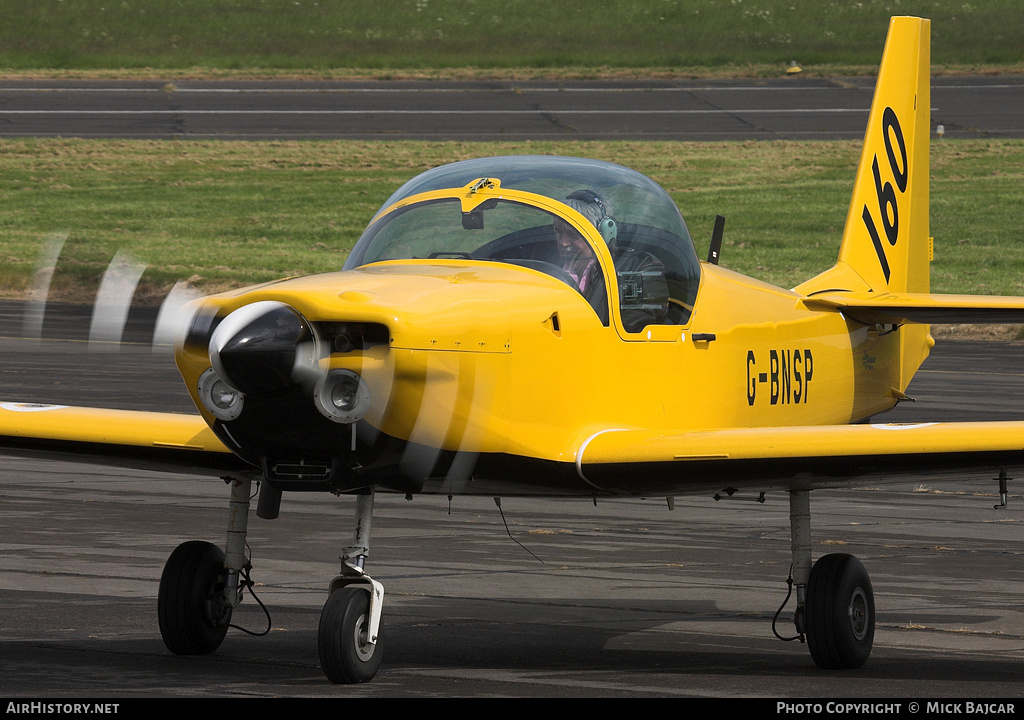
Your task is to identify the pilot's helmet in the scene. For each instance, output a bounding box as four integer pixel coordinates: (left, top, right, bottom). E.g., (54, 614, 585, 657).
(564, 189, 618, 246)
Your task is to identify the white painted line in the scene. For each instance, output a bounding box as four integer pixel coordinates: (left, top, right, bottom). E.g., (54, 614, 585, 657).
(0, 108, 875, 115)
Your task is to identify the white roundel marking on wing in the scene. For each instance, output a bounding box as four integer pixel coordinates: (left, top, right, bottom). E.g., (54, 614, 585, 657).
(1, 402, 69, 412)
(868, 423, 938, 430)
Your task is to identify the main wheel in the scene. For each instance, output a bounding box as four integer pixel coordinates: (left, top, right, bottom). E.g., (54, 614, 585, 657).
(158, 540, 233, 655)
(318, 586, 383, 684)
(805, 553, 874, 669)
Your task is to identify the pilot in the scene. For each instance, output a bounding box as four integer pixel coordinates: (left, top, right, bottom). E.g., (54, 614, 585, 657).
(554, 215, 599, 294)
(560, 190, 670, 332)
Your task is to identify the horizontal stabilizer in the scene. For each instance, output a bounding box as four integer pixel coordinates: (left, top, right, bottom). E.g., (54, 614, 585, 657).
(802, 291, 1024, 325)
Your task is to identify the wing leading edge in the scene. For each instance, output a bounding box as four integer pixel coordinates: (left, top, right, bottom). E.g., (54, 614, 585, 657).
(575, 422, 1024, 494)
(0, 402, 243, 474)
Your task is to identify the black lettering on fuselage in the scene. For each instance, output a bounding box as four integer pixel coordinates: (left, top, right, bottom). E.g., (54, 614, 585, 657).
(770, 350, 779, 404)
(746, 349, 814, 406)
(793, 349, 803, 403)
(804, 349, 813, 402)
(746, 350, 757, 406)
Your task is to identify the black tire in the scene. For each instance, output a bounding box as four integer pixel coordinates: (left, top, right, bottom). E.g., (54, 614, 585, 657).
(158, 541, 232, 655)
(318, 586, 383, 684)
(805, 553, 874, 669)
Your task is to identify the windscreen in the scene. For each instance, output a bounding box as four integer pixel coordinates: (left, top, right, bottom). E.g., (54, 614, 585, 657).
(347, 197, 609, 321)
(347, 156, 702, 329)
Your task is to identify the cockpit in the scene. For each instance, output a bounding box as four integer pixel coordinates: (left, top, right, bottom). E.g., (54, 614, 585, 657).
(345, 156, 702, 332)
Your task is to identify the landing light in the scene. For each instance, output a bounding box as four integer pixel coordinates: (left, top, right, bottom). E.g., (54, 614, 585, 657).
(198, 368, 244, 421)
(314, 369, 371, 424)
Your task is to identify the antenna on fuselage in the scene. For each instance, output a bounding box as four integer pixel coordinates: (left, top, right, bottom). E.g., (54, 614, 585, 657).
(707, 215, 726, 265)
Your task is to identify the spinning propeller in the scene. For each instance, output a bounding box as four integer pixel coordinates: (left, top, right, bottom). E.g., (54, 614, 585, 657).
(23, 233, 200, 354)
(22, 237, 491, 496)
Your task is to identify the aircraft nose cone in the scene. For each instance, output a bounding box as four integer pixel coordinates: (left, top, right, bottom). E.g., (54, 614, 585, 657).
(209, 301, 313, 396)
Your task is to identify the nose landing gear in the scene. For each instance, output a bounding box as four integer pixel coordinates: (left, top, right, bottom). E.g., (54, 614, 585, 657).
(318, 490, 385, 684)
(319, 584, 384, 683)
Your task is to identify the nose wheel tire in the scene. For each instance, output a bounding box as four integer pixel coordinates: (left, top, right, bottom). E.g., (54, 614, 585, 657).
(805, 553, 875, 669)
(318, 586, 383, 684)
(158, 540, 233, 655)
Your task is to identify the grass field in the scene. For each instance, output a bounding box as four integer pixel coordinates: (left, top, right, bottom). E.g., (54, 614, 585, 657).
(1, 0, 1022, 75)
(2, 138, 1022, 302)
(2, 3, 1022, 309)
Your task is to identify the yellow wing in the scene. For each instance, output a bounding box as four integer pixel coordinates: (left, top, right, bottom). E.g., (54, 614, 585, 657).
(576, 422, 1024, 493)
(0, 402, 241, 474)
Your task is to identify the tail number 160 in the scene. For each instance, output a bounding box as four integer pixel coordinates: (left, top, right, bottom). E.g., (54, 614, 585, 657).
(862, 106, 908, 283)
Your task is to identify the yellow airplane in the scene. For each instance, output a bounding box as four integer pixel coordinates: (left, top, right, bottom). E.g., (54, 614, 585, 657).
(2, 15, 1023, 684)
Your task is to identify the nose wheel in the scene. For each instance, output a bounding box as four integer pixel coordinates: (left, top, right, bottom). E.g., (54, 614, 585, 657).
(318, 586, 384, 683)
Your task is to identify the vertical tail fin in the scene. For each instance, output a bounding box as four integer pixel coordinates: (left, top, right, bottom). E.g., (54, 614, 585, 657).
(797, 16, 931, 297)
(839, 16, 931, 295)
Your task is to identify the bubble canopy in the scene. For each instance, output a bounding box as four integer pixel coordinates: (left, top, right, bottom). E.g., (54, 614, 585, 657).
(367, 155, 693, 244)
(344, 156, 702, 329)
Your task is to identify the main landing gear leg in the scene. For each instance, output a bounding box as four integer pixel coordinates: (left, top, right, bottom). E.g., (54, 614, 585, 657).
(788, 488, 875, 669)
(789, 489, 813, 638)
(318, 488, 385, 684)
(158, 476, 251, 655)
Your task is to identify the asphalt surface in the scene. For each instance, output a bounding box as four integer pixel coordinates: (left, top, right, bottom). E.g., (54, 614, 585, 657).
(2, 75, 1023, 700)
(1, 300, 1024, 699)
(1, 76, 1022, 140)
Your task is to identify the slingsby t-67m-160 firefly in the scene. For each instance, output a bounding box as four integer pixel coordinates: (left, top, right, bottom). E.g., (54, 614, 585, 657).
(2, 16, 1024, 684)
